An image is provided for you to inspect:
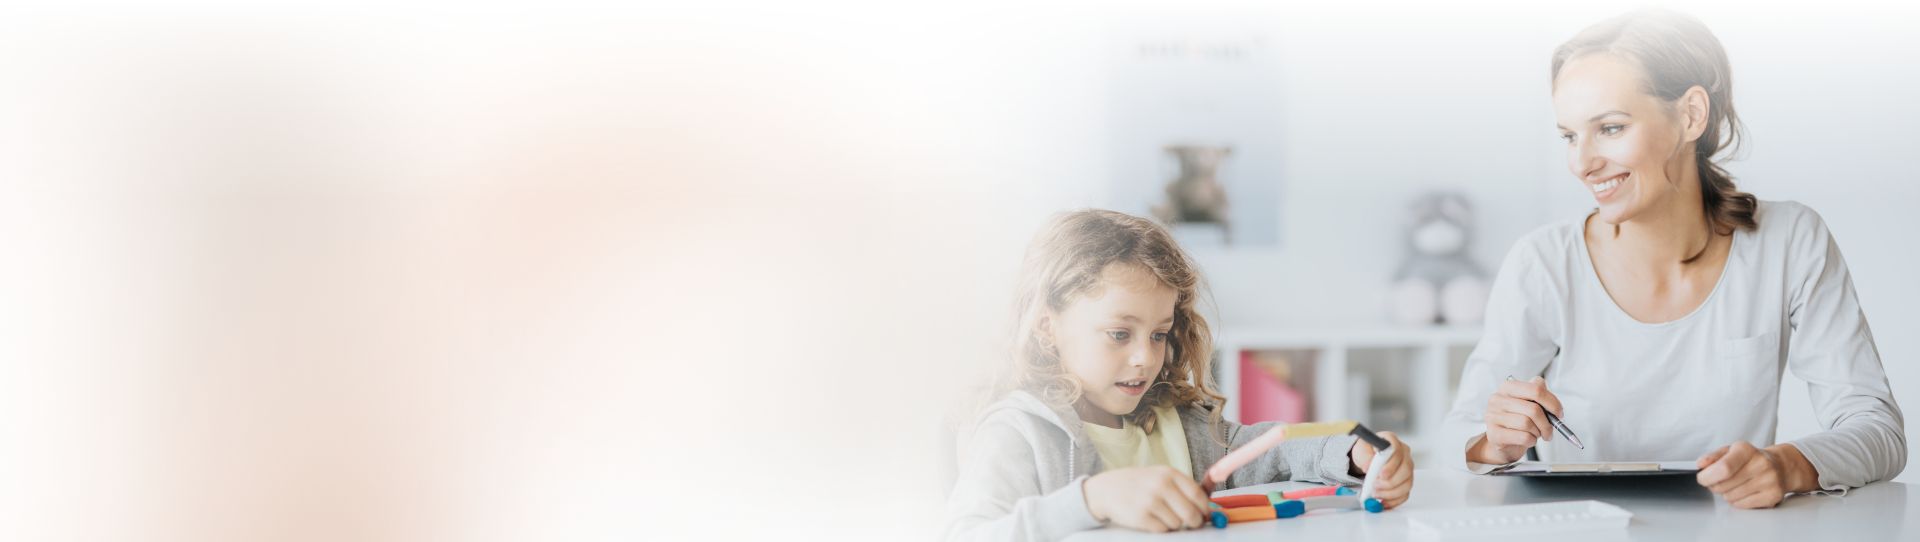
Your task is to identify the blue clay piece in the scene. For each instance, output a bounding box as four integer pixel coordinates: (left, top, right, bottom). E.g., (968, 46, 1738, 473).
(1363, 497, 1384, 513)
(1274, 500, 1306, 519)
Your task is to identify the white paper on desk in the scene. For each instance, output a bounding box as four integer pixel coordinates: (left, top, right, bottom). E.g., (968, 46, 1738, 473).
(1407, 500, 1631, 540)
(1500, 460, 1699, 473)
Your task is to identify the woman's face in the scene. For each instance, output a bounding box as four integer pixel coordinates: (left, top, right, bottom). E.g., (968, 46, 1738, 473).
(1047, 263, 1176, 423)
(1552, 53, 1695, 226)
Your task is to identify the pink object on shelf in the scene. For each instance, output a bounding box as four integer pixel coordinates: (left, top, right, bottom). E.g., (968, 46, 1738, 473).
(1239, 352, 1307, 424)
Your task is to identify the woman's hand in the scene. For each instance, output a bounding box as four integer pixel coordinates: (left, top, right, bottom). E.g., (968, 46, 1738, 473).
(1470, 376, 1564, 465)
(1696, 441, 1819, 509)
(1082, 466, 1211, 532)
(1349, 430, 1414, 509)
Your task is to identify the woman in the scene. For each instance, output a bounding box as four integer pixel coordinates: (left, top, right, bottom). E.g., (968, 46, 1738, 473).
(1442, 9, 1905, 509)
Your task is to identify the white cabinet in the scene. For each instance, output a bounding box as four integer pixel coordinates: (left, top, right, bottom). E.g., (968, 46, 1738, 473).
(1214, 326, 1481, 463)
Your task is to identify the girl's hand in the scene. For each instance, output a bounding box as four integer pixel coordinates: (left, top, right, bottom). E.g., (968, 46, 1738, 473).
(1696, 441, 1817, 509)
(1348, 430, 1414, 509)
(1082, 466, 1211, 532)
(1471, 376, 1564, 464)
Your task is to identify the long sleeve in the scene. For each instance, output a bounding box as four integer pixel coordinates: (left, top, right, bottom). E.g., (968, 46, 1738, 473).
(1778, 211, 1906, 490)
(1441, 239, 1563, 473)
(1216, 421, 1362, 489)
(942, 421, 1101, 542)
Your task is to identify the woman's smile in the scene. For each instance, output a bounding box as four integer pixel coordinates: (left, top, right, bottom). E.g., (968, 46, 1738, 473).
(1591, 172, 1628, 203)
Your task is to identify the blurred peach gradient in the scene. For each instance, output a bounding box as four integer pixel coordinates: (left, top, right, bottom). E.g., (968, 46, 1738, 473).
(0, 2, 1097, 540)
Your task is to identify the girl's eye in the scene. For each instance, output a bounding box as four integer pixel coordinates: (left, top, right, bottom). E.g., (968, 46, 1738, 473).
(1107, 330, 1130, 342)
(1559, 132, 1575, 145)
(1600, 124, 1625, 136)
(1151, 332, 1169, 343)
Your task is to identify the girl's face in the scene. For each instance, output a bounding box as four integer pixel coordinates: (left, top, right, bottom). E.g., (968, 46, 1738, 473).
(1552, 53, 1697, 225)
(1047, 263, 1177, 424)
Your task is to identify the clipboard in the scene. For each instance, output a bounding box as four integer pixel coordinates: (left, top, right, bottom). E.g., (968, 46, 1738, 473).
(1489, 460, 1700, 478)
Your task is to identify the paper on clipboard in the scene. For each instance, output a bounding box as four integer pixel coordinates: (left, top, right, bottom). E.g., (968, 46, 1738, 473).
(1497, 460, 1700, 474)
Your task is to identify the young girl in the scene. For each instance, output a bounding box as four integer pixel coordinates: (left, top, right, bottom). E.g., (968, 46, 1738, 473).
(943, 210, 1413, 541)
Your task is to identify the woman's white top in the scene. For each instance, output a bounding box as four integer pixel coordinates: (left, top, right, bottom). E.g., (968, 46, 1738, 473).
(1442, 201, 1905, 490)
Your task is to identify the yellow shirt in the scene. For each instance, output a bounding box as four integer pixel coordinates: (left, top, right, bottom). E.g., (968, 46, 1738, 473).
(1084, 405, 1192, 477)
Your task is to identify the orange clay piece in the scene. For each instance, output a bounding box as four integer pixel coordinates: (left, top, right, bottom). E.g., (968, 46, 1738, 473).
(1220, 505, 1278, 523)
(1210, 494, 1270, 508)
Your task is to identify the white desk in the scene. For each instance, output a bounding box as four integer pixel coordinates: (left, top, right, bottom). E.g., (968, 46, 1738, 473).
(1065, 468, 1916, 541)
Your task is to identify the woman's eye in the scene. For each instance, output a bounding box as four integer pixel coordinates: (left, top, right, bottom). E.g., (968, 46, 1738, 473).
(1152, 332, 1170, 343)
(1107, 330, 1130, 342)
(1559, 132, 1575, 145)
(1600, 124, 1625, 136)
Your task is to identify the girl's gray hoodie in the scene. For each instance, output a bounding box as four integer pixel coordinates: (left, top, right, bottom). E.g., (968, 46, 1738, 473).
(941, 390, 1361, 542)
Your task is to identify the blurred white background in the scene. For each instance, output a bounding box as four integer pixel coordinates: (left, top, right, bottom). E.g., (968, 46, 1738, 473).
(1, 1, 1914, 541)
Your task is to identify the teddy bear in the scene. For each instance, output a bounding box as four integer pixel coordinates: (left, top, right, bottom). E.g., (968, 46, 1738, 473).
(1152, 145, 1233, 244)
(1388, 192, 1490, 326)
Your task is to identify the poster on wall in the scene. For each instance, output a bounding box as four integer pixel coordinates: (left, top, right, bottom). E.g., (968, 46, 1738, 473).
(1106, 11, 1285, 249)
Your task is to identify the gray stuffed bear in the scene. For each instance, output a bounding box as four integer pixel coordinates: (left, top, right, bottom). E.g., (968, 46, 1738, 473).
(1388, 192, 1490, 326)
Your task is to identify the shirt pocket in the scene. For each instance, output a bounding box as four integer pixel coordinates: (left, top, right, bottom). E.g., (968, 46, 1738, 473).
(1714, 332, 1782, 408)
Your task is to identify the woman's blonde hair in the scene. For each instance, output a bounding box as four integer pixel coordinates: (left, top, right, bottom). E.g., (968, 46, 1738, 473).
(1000, 209, 1225, 438)
(1552, 8, 1757, 237)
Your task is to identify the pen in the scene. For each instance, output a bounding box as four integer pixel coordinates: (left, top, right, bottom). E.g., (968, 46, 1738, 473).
(1505, 375, 1586, 449)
